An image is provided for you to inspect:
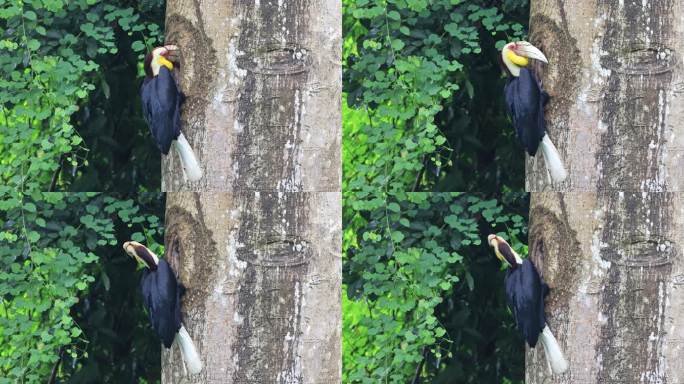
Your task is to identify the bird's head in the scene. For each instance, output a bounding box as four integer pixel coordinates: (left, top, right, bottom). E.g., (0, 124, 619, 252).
(488, 234, 522, 268)
(144, 45, 179, 78)
(501, 41, 548, 77)
(123, 240, 159, 270)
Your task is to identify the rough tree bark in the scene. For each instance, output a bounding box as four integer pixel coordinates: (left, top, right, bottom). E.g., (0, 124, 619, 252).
(159, 1, 342, 383)
(162, 0, 341, 192)
(526, 0, 684, 191)
(526, 1, 684, 383)
(527, 193, 684, 383)
(162, 193, 341, 383)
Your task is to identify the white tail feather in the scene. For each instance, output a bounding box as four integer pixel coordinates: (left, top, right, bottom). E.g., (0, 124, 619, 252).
(175, 325, 203, 375)
(173, 133, 203, 182)
(539, 135, 567, 183)
(539, 326, 569, 375)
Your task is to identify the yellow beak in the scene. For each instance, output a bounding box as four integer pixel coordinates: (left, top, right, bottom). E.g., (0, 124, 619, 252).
(501, 41, 548, 77)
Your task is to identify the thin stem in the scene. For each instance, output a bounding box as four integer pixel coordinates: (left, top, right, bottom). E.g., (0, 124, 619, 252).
(410, 347, 428, 384)
(49, 154, 65, 192)
(47, 347, 64, 384)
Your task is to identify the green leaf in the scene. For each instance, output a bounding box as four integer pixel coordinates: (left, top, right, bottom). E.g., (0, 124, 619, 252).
(390, 231, 404, 243)
(390, 39, 405, 51)
(387, 202, 401, 212)
(27, 231, 40, 242)
(23, 202, 37, 212)
(24, 11, 37, 21)
(131, 40, 145, 52)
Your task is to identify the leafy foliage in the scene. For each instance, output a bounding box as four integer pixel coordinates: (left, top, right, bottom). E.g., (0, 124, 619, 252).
(0, 0, 164, 192)
(343, 192, 528, 383)
(0, 1, 168, 381)
(343, 0, 532, 381)
(343, 0, 529, 194)
(0, 192, 164, 383)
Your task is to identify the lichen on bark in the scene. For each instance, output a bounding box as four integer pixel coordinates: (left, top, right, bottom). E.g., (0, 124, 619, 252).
(162, 0, 341, 192)
(526, 0, 684, 192)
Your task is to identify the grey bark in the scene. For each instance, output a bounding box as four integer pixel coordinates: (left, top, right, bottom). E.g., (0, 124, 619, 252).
(526, 1, 684, 382)
(526, 0, 684, 192)
(527, 192, 684, 383)
(161, 0, 341, 192)
(162, 193, 341, 383)
(159, 1, 342, 382)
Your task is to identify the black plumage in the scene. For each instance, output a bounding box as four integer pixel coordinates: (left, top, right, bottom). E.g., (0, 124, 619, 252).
(504, 68, 550, 156)
(504, 259, 549, 347)
(141, 258, 183, 348)
(141, 67, 183, 155)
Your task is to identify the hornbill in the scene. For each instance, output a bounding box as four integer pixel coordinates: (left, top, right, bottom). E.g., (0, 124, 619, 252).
(501, 41, 568, 183)
(123, 241, 203, 374)
(487, 234, 569, 375)
(141, 45, 202, 182)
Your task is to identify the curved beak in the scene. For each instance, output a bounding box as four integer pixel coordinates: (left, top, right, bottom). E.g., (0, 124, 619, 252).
(123, 241, 136, 257)
(515, 41, 548, 63)
(122, 240, 159, 270)
(487, 234, 496, 246)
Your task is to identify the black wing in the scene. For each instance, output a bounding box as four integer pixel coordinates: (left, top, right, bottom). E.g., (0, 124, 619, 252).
(140, 77, 154, 127)
(140, 67, 182, 155)
(503, 68, 546, 156)
(141, 259, 182, 348)
(504, 259, 547, 347)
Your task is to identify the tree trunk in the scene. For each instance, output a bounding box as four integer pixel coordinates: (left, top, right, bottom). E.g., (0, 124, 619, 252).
(527, 2, 684, 382)
(525, 0, 684, 191)
(527, 192, 683, 383)
(159, 1, 342, 382)
(162, 193, 341, 382)
(162, 0, 341, 192)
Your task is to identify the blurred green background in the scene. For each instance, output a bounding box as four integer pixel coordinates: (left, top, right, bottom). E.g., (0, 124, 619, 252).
(343, 192, 528, 383)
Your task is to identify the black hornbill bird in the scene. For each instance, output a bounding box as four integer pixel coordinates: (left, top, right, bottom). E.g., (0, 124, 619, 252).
(141, 45, 202, 181)
(502, 41, 567, 183)
(123, 241, 202, 374)
(488, 234, 569, 375)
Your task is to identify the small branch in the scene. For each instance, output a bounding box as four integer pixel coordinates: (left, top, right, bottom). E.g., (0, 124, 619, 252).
(411, 347, 428, 384)
(49, 154, 65, 192)
(48, 347, 64, 384)
(412, 156, 427, 192)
